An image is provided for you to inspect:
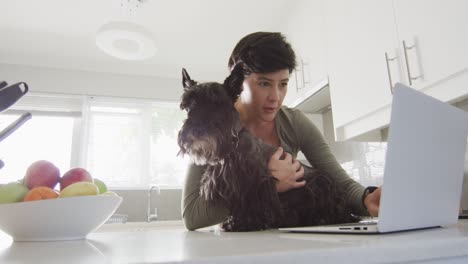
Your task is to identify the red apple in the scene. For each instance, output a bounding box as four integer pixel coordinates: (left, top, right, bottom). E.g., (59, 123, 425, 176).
(24, 160, 61, 189)
(60, 168, 93, 191)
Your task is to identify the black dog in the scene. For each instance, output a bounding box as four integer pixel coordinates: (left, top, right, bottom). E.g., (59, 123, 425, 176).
(178, 65, 356, 231)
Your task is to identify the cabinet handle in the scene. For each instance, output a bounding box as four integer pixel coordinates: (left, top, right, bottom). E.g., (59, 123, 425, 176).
(294, 59, 309, 92)
(294, 68, 301, 92)
(301, 60, 308, 88)
(385, 52, 397, 94)
(402, 40, 420, 85)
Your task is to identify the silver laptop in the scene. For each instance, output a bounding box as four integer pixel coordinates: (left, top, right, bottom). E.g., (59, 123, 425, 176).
(279, 83, 468, 234)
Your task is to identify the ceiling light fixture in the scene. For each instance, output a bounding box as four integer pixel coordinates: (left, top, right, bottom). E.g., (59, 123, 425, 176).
(96, 21, 157, 61)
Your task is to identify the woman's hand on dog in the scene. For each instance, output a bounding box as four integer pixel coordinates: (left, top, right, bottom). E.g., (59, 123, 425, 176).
(268, 147, 306, 193)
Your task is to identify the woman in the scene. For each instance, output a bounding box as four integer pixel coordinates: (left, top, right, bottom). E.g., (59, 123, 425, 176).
(182, 32, 381, 230)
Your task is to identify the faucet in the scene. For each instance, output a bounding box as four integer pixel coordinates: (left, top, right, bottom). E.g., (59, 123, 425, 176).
(147, 185, 160, 222)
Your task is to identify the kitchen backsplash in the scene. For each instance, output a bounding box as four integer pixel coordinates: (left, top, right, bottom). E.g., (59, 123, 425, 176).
(320, 110, 386, 187)
(112, 189, 182, 222)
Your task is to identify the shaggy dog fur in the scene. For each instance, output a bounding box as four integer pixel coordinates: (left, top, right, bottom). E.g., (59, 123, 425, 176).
(178, 65, 357, 231)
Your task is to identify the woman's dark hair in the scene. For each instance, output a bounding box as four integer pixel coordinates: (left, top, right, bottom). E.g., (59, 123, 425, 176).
(228, 32, 296, 74)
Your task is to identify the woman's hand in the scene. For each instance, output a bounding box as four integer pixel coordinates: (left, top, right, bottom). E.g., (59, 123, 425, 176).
(268, 147, 305, 193)
(364, 187, 381, 217)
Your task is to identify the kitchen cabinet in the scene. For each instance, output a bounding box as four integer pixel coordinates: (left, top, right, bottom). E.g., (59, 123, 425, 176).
(324, 0, 399, 138)
(281, 0, 329, 109)
(324, 0, 468, 141)
(393, 0, 468, 99)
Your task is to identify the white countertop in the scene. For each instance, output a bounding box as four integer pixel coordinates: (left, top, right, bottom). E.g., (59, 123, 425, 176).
(1, 220, 468, 264)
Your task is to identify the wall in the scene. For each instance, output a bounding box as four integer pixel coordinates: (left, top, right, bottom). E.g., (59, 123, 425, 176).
(0, 64, 182, 101)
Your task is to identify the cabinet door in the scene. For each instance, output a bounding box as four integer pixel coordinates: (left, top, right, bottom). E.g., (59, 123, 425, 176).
(394, 0, 468, 100)
(281, 0, 328, 107)
(324, 0, 401, 129)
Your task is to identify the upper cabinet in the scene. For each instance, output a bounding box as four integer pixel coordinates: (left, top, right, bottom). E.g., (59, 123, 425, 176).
(324, 0, 468, 141)
(324, 0, 399, 132)
(281, 0, 329, 109)
(393, 0, 468, 99)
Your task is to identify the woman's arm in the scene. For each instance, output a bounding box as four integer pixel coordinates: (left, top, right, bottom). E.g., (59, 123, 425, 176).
(293, 110, 369, 215)
(181, 163, 230, 230)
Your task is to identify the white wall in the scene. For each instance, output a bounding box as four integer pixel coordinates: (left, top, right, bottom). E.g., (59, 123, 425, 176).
(0, 64, 182, 101)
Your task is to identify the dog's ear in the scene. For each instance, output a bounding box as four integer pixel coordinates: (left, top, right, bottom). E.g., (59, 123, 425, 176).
(223, 64, 245, 101)
(182, 68, 197, 89)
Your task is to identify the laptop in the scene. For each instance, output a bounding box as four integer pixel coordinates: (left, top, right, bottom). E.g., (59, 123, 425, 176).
(279, 83, 468, 234)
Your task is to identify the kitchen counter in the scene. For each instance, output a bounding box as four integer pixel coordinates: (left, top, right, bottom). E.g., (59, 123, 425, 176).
(1, 220, 468, 264)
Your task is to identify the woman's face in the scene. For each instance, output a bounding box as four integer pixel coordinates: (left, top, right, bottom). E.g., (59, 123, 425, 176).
(239, 69, 290, 122)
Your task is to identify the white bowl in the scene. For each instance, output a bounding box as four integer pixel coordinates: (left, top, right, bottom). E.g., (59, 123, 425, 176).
(0, 195, 122, 242)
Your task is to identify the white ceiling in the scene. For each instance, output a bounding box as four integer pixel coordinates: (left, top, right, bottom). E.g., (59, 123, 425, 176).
(0, 0, 294, 81)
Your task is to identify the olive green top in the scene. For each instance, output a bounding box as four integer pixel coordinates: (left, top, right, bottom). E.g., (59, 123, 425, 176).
(181, 106, 368, 230)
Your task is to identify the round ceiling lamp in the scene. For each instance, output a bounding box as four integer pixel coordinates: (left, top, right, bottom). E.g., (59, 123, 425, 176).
(96, 21, 157, 61)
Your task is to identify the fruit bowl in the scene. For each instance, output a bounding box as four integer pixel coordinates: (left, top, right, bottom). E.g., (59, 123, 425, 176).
(0, 195, 122, 242)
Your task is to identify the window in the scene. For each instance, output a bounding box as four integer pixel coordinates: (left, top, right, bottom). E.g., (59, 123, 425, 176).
(0, 114, 76, 184)
(82, 96, 189, 189)
(0, 93, 81, 184)
(0, 93, 189, 189)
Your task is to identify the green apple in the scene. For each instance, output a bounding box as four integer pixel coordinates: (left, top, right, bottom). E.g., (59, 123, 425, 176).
(0, 182, 29, 204)
(93, 178, 108, 194)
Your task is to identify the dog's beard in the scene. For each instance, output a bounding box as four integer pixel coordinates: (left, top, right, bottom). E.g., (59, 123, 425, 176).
(184, 136, 223, 166)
